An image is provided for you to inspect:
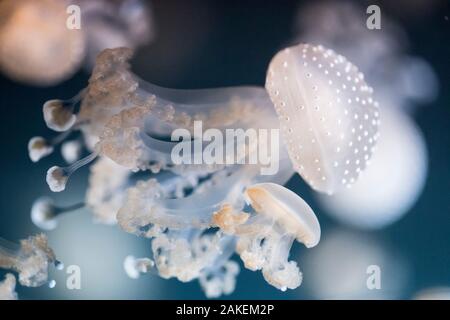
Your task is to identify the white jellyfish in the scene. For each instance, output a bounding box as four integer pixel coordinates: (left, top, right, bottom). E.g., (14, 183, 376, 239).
(266, 44, 380, 194)
(0, 0, 154, 86)
(0, 234, 58, 287)
(29, 43, 380, 296)
(123, 229, 239, 298)
(316, 107, 428, 229)
(414, 287, 450, 300)
(0, 273, 18, 300)
(302, 230, 408, 299)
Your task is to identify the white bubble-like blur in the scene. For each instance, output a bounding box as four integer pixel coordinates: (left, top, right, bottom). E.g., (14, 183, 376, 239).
(301, 229, 409, 299)
(0, 0, 85, 86)
(316, 107, 428, 229)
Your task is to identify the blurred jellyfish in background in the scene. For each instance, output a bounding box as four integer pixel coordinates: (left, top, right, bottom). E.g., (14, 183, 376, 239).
(302, 229, 409, 299)
(316, 107, 428, 229)
(0, 0, 154, 86)
(414, 287, 450, 300)
(76, 0, 155, 69)
(294, 0, 439, 114)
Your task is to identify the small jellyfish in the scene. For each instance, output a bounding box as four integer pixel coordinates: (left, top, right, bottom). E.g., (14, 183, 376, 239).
(316, 107, 427, 229)
(213, 183, 320, 291)
(0, 273, 18, 300)
(0, 234, 57, 287)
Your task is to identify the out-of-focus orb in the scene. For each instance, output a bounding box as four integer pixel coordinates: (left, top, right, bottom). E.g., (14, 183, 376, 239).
(316, 108, 428, 229)
(0, 0, 154, 86)
(302, 230, 408, 299)
(414, 287, 450, 300)
(0, 0, 85, 86)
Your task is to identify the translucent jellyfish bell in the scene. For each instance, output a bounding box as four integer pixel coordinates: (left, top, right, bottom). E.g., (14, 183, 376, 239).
(0, 234, 57, 287)
(213, 183, 321, 291)
(266, 44, 380, 194)
(0, 273, 18, 300)
(316, 107, 427, 229)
